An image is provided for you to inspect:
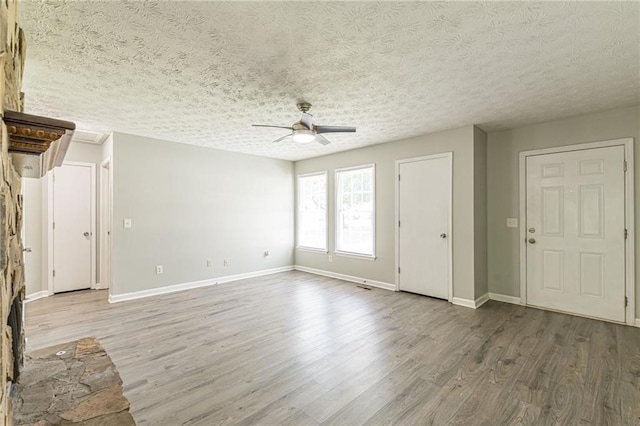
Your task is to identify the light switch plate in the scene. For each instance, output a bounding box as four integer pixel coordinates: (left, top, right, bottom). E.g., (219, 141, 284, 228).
(506, 218, 518, 228)
(123, 218, 132, 229)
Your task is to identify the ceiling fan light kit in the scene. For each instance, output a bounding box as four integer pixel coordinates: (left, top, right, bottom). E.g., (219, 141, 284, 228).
(252, 102, 356, 146)
(292, 129, 315, 143)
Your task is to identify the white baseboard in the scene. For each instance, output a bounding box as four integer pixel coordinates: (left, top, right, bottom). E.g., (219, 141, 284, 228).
(452, 293, 489, 309)
(293, 265, 396, 291)
(489, 293, 523, 305)
(635, 318, 640, 328)
(108, 266, 294, 303)
(24, 291, 49, 303)
(475, 293, 490, 308)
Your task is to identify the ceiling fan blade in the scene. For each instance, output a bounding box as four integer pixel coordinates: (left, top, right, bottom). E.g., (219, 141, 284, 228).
(300, 112, 313, 130)
(315, 135, 331, 145)
(315, 125, 356, 134)
(252, 124, 294, 130)
(272, 134, 292, 143)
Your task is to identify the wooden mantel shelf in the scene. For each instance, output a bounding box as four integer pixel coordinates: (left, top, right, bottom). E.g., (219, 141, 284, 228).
(3, 110, 75, 178)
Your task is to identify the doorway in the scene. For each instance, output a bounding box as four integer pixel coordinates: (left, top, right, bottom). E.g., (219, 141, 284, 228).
(396, 153, 452, 300)
(51, 161, 96, 293)
(100, 158, 111, 290)
(520, 139, 634, 324)
(21, 178, 43, 298)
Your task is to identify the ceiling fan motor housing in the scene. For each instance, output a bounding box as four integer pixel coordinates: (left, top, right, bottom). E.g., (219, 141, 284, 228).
(297, 102, 312, 113)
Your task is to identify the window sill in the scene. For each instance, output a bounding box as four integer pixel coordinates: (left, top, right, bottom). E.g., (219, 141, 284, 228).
(296, 247, 329, 254)
(334, 251, 377, 261)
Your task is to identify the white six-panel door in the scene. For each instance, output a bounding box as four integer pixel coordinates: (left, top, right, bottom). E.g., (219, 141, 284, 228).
(397, 154, 451, 299)
(53, 163, 94, 293)
(526, 146, 626, 322)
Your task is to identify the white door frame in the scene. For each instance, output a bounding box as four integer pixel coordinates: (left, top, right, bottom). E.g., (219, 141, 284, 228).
(45, 161, 97, 294)
(519, 138, 635, 325)
(99, 157, 112, 290)
(395, 152, 454, 302)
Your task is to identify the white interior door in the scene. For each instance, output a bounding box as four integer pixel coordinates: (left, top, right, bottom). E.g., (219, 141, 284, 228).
(526, 146, 626, 322)
(53, 163, 94, 293)
(22, 178, 42, 297)
(398, 154, 451, 299)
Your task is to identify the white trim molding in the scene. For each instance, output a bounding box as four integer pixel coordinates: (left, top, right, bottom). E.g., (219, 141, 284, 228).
(519, 138, 635, 326)
(488, 293, 523, 305)
(635, 318, 640, 328)
(452, 293, 489, 309)
(294, 265, 395, 291)
(24, 291, 49, 303)
(108, 266, 294, 303)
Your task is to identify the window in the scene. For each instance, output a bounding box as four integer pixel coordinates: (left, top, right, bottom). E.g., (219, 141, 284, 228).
(336, 164, 375, 257)
(297, 172, 327, 251)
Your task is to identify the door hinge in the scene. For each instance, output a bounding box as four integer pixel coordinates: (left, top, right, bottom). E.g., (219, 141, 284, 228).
(625, 229, 628, 239)
(53, 222, 55, 230)
(624, 161, 627, 172)
(398, 174, 401, 181)
(398, 220, 401, 227)
(398, 267, 400, 274)
(625, 296, 628, 307)
(53, 270, 55, 278)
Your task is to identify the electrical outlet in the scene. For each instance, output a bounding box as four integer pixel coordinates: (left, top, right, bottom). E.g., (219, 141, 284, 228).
(506, 218, 518, 228)
(328, 255, 333, 263)
(123, 218, 132, 229)
(206, 259, 212, 267)
(264, 251, 270, 258)
(156, 265, 163, 275)
(223, 259, 228, 267)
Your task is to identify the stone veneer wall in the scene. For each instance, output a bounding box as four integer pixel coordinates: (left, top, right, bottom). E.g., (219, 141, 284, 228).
(0, 1, 26, 424)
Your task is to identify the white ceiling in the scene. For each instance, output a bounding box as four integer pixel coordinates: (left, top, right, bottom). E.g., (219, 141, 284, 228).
(19, 1, 640, 161)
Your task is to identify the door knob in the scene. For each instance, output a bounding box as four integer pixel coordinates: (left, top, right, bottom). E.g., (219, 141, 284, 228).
(528, 238, 536, 244)
(83, 232, 90, 238)
(440, 233, 447, 239)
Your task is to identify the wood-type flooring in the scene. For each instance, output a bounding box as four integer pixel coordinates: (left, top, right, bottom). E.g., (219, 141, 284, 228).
(23, 271, 640, 425)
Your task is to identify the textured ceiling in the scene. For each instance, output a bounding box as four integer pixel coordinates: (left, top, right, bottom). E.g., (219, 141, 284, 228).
(19, 1, 640, 161)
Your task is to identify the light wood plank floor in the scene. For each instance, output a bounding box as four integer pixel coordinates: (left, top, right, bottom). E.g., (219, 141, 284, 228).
(24, 271, 640, 425)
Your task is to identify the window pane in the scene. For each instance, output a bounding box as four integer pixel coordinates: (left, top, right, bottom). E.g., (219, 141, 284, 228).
(336, 166, 375, 256)
(298, 173, 327, 250)
(353, 174, 362, 191)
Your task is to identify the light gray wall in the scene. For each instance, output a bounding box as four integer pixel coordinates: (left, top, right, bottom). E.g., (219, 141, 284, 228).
(111, 132, 294, 296)
(295, 125, 482, 301)
(473, 126, 488, 299)
(487, 105, 640, 316)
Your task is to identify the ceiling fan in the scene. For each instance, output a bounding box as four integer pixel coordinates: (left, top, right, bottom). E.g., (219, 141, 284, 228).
(252, 102, 356, 145)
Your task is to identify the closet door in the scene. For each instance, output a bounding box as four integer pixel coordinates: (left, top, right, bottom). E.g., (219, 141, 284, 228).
(397, 154, 452, 299)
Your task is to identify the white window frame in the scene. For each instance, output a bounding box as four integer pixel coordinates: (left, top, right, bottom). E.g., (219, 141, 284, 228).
(335, 164, 376, 259)
(297, 171, 328, 253)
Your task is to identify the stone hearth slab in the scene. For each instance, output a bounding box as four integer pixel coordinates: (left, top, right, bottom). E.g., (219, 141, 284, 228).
(13, 338, 135, 425)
